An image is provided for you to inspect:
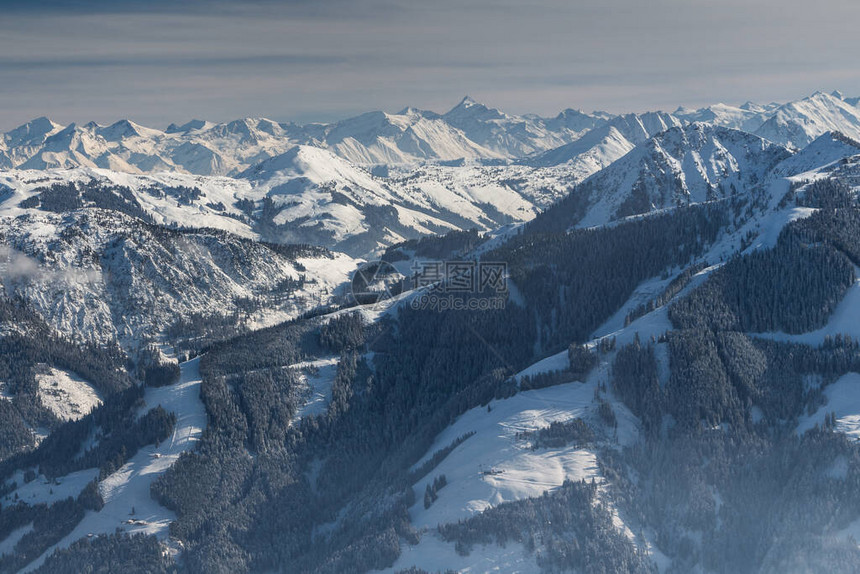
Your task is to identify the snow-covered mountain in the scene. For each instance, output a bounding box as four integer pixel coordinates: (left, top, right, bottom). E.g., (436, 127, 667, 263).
(0, 150, 543, 259)
(0, 177, 356, 347)
(307, 106, 502, 165)
(240, 145, 538, 255)
(442, 96, 585, 157)
(0, 90, 858, 182)
(524, 111, 683, 181)
(774, 130, 860, 177)
(573, 123, 792, 227)
(674, 101, 778, 132)
(754, 91, 860, 149)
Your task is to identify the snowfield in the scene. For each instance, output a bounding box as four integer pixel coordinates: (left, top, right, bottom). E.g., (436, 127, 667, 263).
(409, 381, 616, 530)
(290, 357, 339, 421)
(35, 367, 103, 422)
(3, 468, 99, 508)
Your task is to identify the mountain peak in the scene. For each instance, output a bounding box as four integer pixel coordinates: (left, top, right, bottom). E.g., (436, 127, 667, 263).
(395, 106, 437, 119)
(458, 95, 479, 108)
(444, 96, 507, 123)
(100, 119, 138, 139)
(808, 90, 841, 102)
(165, 119, 209, 134)
(446, 95, 495, 116)
(6, 116, 62, 147)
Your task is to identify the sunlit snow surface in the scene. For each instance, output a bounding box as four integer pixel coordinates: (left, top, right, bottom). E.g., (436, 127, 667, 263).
(35, 367, 103, 422)
(290, 357, 339, 421)
(408, 382, 602, 530)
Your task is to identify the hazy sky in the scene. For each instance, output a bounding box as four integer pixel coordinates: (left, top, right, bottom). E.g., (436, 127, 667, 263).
(1, 0, 859, 130)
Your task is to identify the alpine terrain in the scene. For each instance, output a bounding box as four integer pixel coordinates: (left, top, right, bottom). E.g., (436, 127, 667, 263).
(3, 90, 860, 574)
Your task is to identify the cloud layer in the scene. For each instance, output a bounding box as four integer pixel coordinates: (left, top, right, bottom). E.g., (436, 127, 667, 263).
(0, 0, 859, 129)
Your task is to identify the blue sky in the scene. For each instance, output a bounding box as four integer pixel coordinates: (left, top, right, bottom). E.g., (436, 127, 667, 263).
(0, 0, 859, 129)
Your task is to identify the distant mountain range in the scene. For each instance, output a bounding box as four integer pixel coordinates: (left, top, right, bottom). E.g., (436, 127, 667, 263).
(1, 91, 860, 260)
(3, 90, 860, 178)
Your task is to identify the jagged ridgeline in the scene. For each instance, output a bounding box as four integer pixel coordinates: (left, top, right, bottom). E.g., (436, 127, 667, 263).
(0, 181, 343, 351)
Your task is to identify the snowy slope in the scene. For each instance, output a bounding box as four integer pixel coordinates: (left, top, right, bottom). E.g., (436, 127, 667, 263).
(240, 145, 537, 255)
(525, 125, 636, 175)
(774, 131, 860, 177)
(0, 200, 353, 346)
(674, 102, 775, 132)
(527, 111, 682, 168)
(755, 91, 860, 149)
(574, 123, 792, 227)
(408, 382, 604, 530)
(35, 367, 103, 422)
(0, 154, 548, 259)
(315, 107, 503, 165)
(442, 96, 582, 157)
(797, 372, 860, 440)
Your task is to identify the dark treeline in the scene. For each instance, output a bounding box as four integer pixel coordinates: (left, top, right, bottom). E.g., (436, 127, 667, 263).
(319, 313, 366, 353)
(0, 487, 106, 574)
(438, 479, 654, 573)
(791, 205, 860, 265)
(0, 385, 174, 481)
(795, 178, 856, 209)
(383, 229, 484, 261)
(519, 418, 595, 450)
(33, 532, 176, 574)
(22, 181, 155, 223)
(612, 338, 662, 436)
(0, 296, 133, 461)
(494, 202, 728, 351)
(602, 199, 860, 572)
(136, 344, 180, 387)
(670, 225, 854, 334)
